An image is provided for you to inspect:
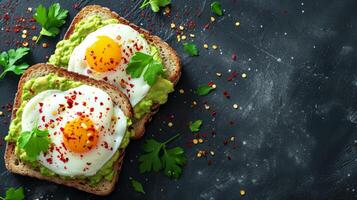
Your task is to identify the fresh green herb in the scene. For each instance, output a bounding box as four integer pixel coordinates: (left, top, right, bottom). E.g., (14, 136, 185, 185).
(0, 187, 25, 200)
(33, 3, 69, 43)
(140, 0, 171, 12)
(211, 1, 223, 16)
(195, 85, 214, 96)
(189, 120, 203, 132)
(131, 179, 145, 194)
(138, 134, 186, 179)
(183, 43, 199, 56)
(18, 127, 51, 161)
(126, 52, 164, 86)
(0, 47, 30, 80)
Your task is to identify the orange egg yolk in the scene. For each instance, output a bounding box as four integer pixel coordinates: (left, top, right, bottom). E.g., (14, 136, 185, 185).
(85, 36, 122, 73)
(62, 116, 99, 153)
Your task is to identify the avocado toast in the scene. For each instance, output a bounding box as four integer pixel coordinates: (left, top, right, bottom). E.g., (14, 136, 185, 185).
(4, 64, 133, 195)
(49, 5, 182, 140)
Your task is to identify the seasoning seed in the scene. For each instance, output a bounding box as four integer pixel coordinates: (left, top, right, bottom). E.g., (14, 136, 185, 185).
(212, 84, 217, 89)
(212, 45, 218, 50)
(170, 23, 176, 29)
(181, 35, 187, 40)
(230, 136, 235, 141)
(22, 42, 29, 47)
(240, 190, 246, 196)
(179, 25, 184, 31)
(22, 30, 27, 34)
(233, 104, 238, 109)
(204, 104, 210, 110)
(27, 7, 32, 12)
(168, 122, 173, 127)
(216, 72, 222, 77)
(32, 36, 38, 41)
(42, 43, 49, 48)
(235, 21, 240, 27)
(242, 73, 247, 78)
(210, 16, 216, 22)
(193, 101, 197, 106)
(210, 151, 215, 156)
(197, 152, 202, 157)
(21, 34, 27, 38)
(189, 34, 195, 38)
(179, 89, 185, 94)
(203, 44, 209, 49)
(0, 111, 3, 116)
(198, 138, 204, 143)
(193, 139, 198, 144)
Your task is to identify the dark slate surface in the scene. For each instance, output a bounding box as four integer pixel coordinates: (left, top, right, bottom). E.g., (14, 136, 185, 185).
(0, 0, 357, 199)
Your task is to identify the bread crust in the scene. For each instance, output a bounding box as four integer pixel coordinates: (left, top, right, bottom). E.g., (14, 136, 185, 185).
(4, 64, 132, 195)
(63, 5, 182, 139)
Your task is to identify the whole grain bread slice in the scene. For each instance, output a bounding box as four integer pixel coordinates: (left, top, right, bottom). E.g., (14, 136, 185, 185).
(62, 5, 182, 139)
(4, 63, 133, 196)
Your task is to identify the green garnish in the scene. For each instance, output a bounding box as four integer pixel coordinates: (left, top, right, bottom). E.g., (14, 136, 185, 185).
(126, 52, 164, 86)
(33, 3, 69, 43)
(18, 127, 51, 161)
(0, 47, 30, 80)
(0, 187, 25, 200)
(140, 0, 171, 12)
(183, 43, 199, 56)
(211, 1, 223, 16)
(189, 120, 203, 132)
(138, 134, 186, 179)
(195, 85, 215, 96)
(131, 179, 145, 194)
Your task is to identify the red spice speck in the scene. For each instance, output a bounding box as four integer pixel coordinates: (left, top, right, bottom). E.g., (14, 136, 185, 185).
(231, 54, 237, 61)
(223, 91, 230, 98)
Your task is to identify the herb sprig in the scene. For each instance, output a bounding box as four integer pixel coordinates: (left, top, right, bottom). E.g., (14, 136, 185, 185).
(18, 127, 51, 161)
(0, 47, 30, 80)
(33, 3, 69, 43)
(138, 134, 186, 179)
(126, 52, 164, 86)
(140, 0, 171, 12)
(0, 187, 25, 200)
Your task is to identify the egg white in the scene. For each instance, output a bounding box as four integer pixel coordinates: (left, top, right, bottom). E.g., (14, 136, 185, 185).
(68, 24, 152, 106)
(21, 85, 127, 177)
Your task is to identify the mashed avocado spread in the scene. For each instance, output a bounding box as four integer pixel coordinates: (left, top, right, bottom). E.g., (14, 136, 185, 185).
(6, 73, 131, 185)
(48, 14, 174, 121)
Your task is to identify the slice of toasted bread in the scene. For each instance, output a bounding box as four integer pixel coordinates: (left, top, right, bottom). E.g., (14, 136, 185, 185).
(4, 64, 133, 195)
(62, 5, 181, 139)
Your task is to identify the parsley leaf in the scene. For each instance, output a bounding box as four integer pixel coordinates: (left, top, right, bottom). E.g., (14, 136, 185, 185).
(211, 1, 223, 16)
(138, 134, 186, 179)
(138, 139, 163, 173)
(1, 187, 25, 200)
(33, 3, 68, 42)
(162, 147, 186, 179)
(0, 47, 30, 80)
(126, 52, 164, 86)
(18, 127, 51, 161)
(140, 0, 171, 12)
(189, 120, 203, 132)
(183, 43, 199, 56)
(195, 85, 215, 96)
(131, 179, 145, 194)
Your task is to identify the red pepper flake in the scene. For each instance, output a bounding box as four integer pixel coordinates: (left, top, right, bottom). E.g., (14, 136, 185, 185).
(227, 155, 232, 160)
(208, 160, 213, 166)
(227, 71, 238, 81)
(46, 158, 53, 164)
(223, 91, 230, 99)
(208, 81, 215, 87)
(231, 54, 237, 61)
(211, 111, 217, 117)
(90, 108, 94, 112)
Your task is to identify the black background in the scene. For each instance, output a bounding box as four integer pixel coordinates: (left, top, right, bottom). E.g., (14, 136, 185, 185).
(0, 0, 357, 199)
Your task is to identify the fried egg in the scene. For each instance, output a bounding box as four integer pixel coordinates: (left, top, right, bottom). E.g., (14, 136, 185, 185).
(21, 85, 127, 177)
(68, 24, 152, 106)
